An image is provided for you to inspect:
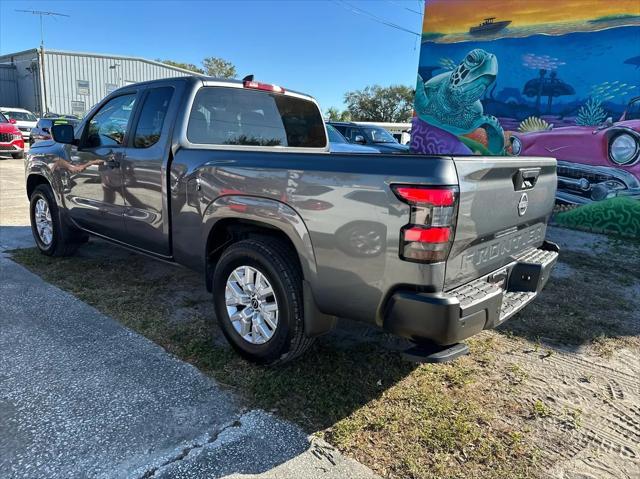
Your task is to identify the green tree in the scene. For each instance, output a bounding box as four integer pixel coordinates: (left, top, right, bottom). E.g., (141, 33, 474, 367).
(158, 59, 204, 74)
(325, 107, 351, 121)
(344, 85, 414, 122)
(202, 57, 237, 79)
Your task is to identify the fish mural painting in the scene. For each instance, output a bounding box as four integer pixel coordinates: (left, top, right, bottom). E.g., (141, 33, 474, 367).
(413, 0, 640, 232)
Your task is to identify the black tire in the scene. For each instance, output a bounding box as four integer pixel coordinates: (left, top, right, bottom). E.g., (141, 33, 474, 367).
(212, 238, 314, 365)
(11, 151, 24, 159)
(29, 183, 83, 257)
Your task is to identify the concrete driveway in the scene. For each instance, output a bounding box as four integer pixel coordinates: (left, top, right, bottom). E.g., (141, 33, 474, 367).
(0, 158, 378, 478)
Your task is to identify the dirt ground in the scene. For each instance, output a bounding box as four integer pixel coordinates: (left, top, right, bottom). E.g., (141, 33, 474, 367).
(2, 157, 638, 478)
(500, 227, 639, 479)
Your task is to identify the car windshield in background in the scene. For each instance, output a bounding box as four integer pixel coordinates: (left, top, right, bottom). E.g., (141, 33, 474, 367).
(0, 113, 7, 123)
(187, 87, 326, 148)
(363, 127, 396, 143)
(326, 124, 347, 143)
(2, 110, 37, 122)
(625, 98, 640, 120)
(54, 118, 79, 127)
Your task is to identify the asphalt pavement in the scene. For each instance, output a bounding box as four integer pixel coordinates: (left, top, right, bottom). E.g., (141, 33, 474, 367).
(0, 159, 378, 478)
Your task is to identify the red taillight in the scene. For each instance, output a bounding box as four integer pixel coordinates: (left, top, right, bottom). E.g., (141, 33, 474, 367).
(393, 187, 454, 206)
(392, 184, 458, 263)
(404, 227, 450, 243)
(243, 80, 285, 94)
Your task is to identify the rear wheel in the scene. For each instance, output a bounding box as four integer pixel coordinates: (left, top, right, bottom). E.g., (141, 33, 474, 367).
(212, 238, 314, 365)
(11, 151, 24, 159)
(29, 184, 83, 256)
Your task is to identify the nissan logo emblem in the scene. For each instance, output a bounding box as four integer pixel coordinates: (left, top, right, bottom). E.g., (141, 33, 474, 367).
(518, 193, 529, 216)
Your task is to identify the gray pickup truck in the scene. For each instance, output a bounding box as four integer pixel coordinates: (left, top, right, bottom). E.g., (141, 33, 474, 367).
(25, 76, 559, 364)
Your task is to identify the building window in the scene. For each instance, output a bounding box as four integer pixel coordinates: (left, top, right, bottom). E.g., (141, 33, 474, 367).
(105, 83, 118, 95)
(71, 101, 85, 117)
(77, 80, 90, 95)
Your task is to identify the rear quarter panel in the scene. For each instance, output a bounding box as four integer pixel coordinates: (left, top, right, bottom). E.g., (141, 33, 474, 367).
(169, 149, 458, 324)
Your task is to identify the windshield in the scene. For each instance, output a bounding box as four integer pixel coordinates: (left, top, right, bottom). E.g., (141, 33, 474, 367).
(362, 126, 396, 143)
(624, 98, 640, 121)
(0, 113, 7, 123)
(2, 110, 37, 122)
(326, 124, 347, 143)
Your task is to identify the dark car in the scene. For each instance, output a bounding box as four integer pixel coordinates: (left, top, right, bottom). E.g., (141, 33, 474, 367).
(30, 118, 79, 144)
(327, 121, 409, 153)
(326, 123, 380, 153)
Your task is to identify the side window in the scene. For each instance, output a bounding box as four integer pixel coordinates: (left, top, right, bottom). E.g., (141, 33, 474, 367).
(133, 87, 174, 148)
(83, 94, 136, 148)
(333, 125, 347, 136)
(343, 127, 356, 141)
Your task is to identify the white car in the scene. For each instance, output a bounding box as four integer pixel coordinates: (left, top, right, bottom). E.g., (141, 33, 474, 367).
(0, 107, 38, 143)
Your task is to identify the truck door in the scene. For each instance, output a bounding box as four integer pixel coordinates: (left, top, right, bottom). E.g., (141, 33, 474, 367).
(64, 92, 139, 241)
(120, 85, 178, 256)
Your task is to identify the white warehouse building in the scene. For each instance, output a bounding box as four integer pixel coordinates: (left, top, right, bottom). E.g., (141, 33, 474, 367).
(0, 48, 198, 117)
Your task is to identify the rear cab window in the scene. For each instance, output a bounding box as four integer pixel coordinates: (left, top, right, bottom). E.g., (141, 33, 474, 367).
(187, 87, 326, 149)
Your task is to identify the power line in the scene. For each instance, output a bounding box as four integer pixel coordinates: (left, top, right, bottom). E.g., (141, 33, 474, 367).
(385, 0, 424, 16)
(332, 0, 421, 37)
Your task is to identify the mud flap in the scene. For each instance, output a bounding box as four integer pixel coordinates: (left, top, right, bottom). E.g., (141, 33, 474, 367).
(303, 280, 337, 337)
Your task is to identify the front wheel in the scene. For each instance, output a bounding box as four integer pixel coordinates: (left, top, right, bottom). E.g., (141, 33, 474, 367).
(11, 151, 24, 159)
(29, 184, 83, 256)
(212, 238, 314, 365)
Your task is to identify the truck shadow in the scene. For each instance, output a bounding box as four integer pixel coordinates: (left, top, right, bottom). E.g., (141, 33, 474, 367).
(9, 235, 419, 434)
(497, 226, 640, 354)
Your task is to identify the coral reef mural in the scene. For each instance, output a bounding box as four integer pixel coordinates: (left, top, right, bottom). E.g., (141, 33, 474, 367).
(413, 0, 640, 211)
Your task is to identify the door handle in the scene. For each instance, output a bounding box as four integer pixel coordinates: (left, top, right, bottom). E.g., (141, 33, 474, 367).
(513, 167, 540, 191)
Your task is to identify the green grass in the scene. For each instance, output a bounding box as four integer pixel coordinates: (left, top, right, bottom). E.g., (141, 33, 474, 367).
(11, 244, 542, 479)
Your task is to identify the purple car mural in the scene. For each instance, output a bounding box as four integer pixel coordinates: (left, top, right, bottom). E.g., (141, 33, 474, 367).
(510, 97, 640, 204)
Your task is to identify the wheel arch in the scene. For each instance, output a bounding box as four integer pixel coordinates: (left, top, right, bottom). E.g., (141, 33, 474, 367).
(26, 173, 51, 200)
(202, 195, 335, 337)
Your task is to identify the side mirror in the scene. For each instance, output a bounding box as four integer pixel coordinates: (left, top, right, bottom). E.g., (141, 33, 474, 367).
(51, 124, 75, 144)
(354, 135, 366, 144)
(8, 118, 16, 124)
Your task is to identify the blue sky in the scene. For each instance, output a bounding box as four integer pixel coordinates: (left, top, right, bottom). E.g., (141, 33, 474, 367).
(0, 0, 424, 111)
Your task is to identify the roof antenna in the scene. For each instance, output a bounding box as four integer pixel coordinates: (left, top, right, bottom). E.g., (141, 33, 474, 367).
(242, 74, 254, 82)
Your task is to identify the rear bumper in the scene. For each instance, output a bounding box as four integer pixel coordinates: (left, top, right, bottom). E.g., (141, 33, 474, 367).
(383, 241, 559, 345)
(0, 141, 24, 154)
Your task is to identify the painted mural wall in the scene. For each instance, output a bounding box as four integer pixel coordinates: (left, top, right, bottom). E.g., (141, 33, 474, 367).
(413, 0, 640, 235)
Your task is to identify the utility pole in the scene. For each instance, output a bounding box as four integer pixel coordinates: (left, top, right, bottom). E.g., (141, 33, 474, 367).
(15, 9, 70, 115)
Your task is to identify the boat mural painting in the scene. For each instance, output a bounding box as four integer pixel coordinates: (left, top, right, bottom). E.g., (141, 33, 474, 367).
(413, 0, 640, 235)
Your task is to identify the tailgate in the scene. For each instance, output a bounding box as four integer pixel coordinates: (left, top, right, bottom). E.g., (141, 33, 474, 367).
(445, 156, 557, 291)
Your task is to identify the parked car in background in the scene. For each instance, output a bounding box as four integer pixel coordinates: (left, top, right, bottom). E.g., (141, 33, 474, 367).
(30, 117, 79, 144)
(355, 121, 412, 145)
(509, 96, 640, 204)
(26, 75, 558, 365)
(43, 113, 81, 120)
(0, 112, 25, 159)
(328, 121, 410, 153)
(0, 107, 38, 143)
(326, 123, 380, 153)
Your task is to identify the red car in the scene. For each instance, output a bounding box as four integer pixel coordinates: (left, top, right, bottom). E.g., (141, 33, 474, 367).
(510, 97, 640, 204)
(0, 112, 25, 159)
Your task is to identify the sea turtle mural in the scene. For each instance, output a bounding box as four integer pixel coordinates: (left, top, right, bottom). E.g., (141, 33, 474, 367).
(414, 48, 505, 154)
